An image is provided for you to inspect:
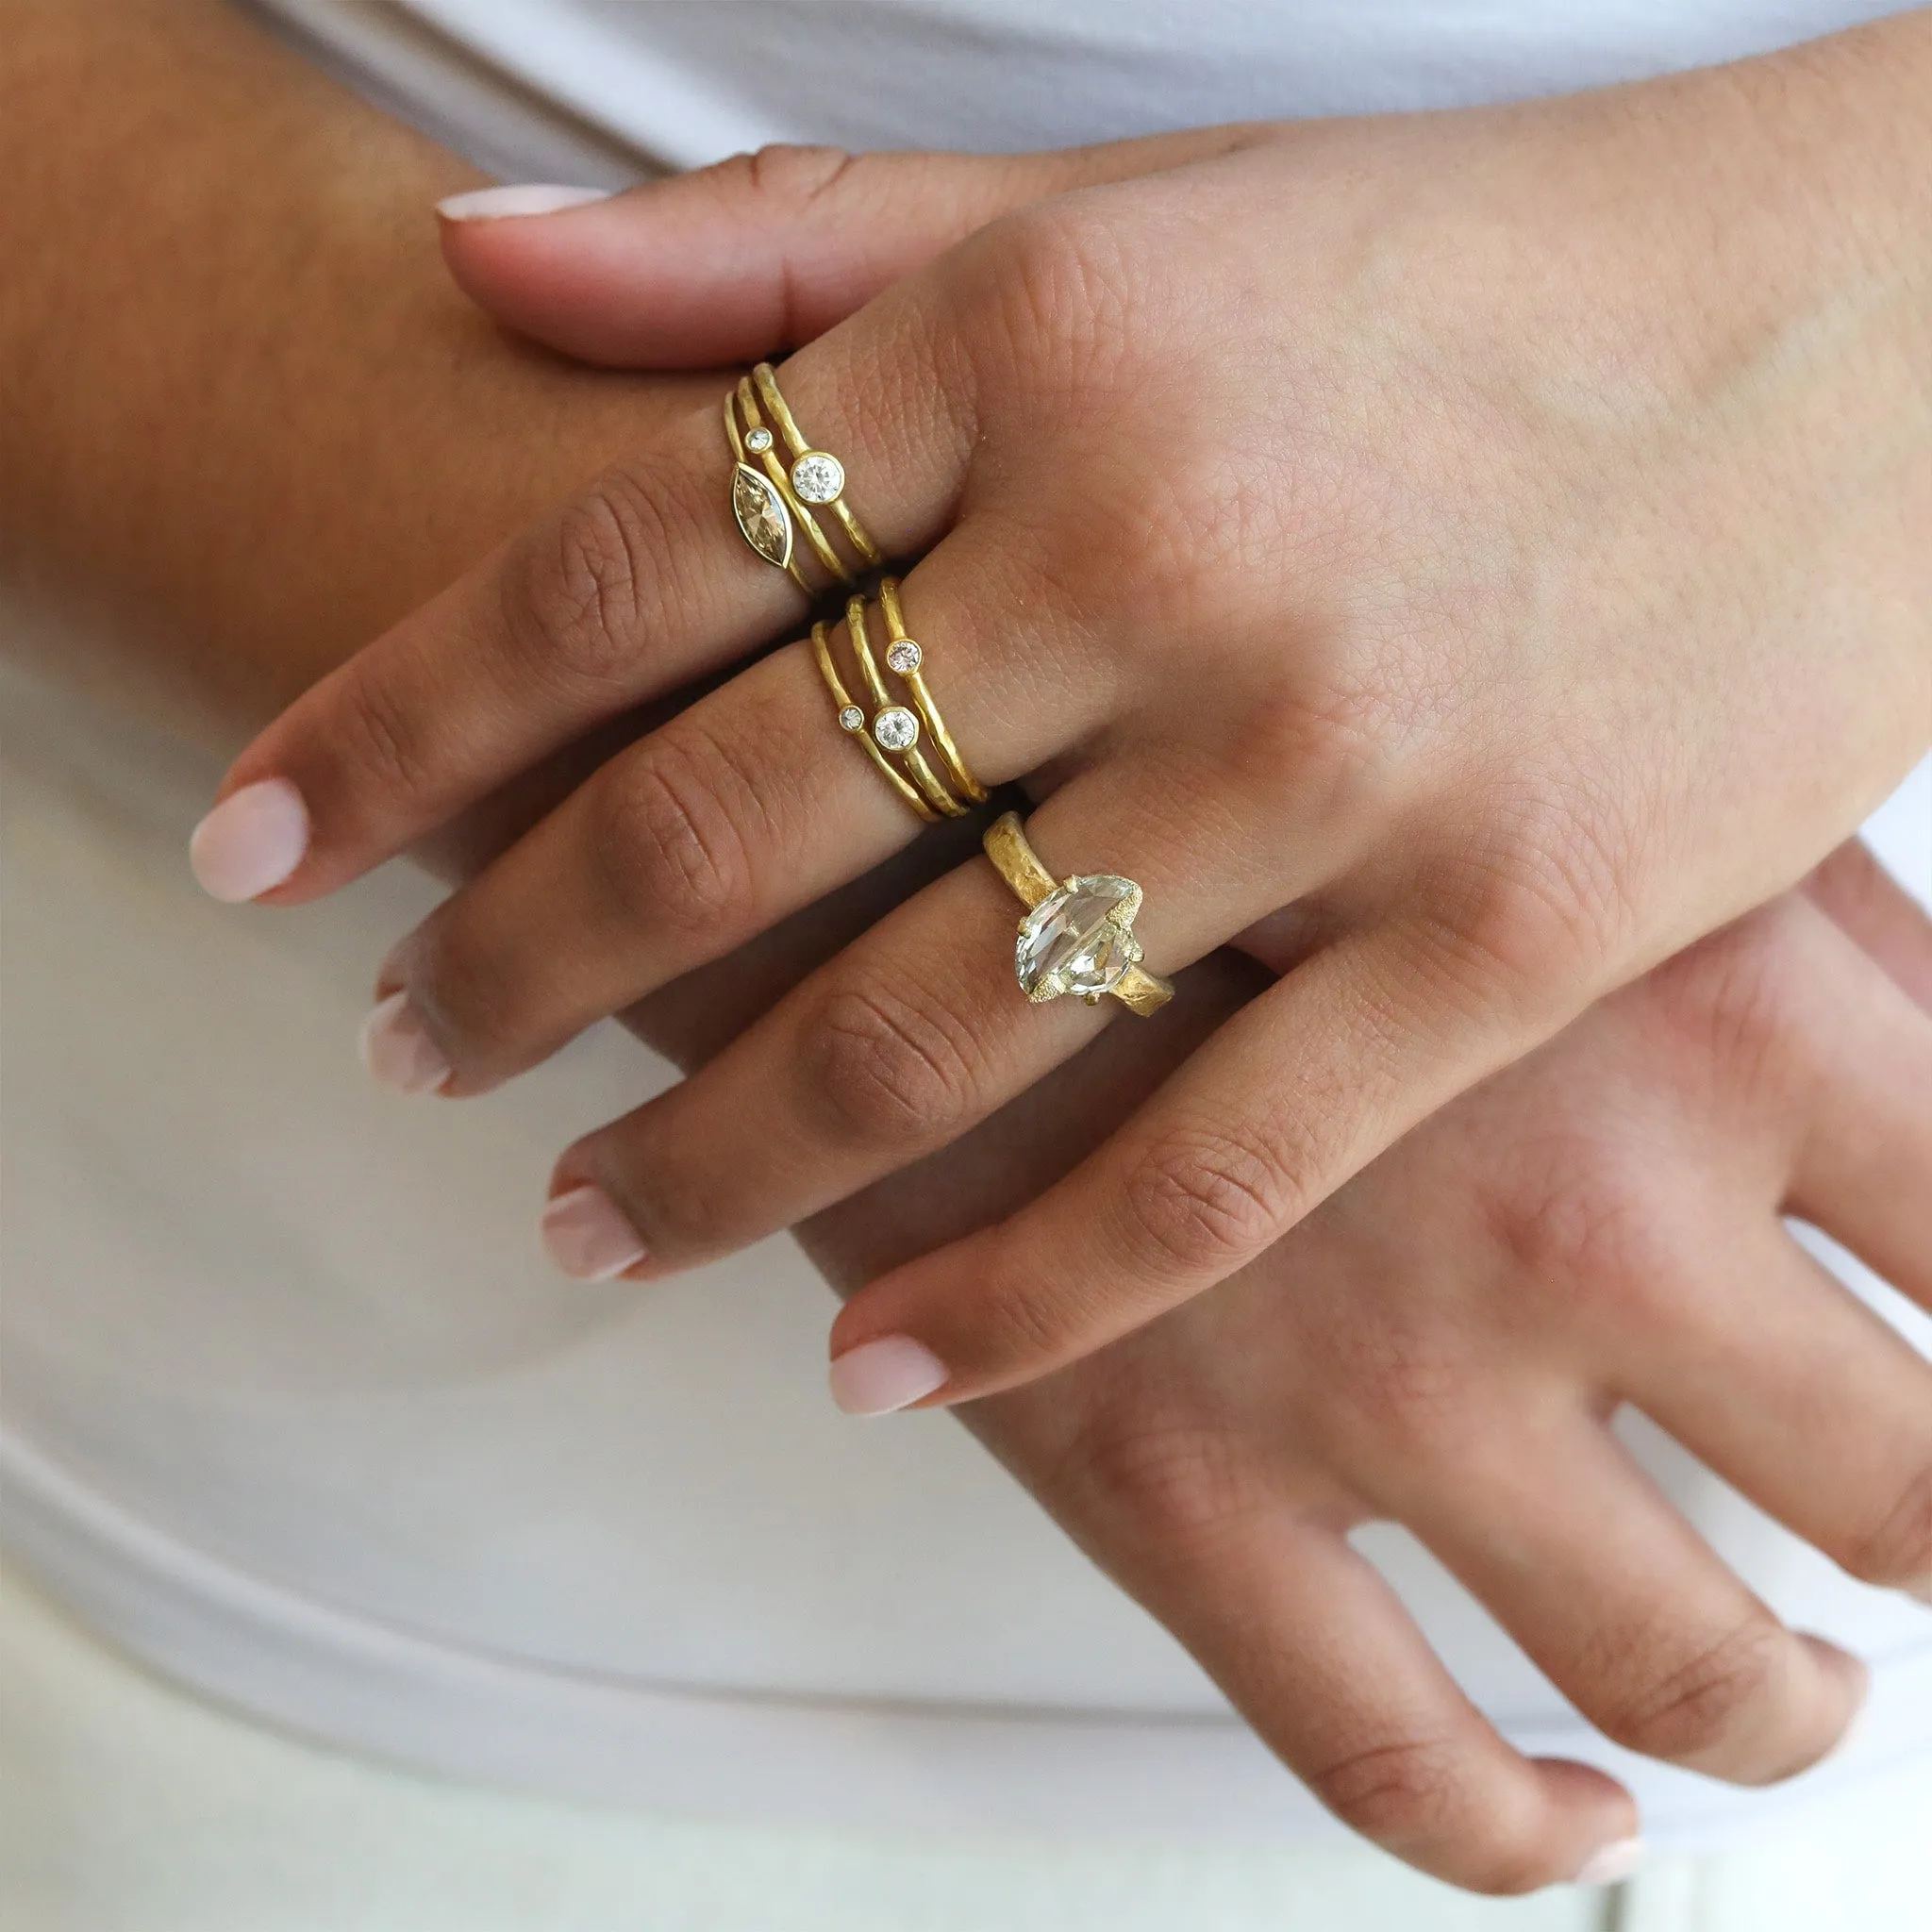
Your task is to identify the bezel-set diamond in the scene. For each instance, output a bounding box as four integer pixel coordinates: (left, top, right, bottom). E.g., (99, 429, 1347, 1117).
(790, 451, 845, 505)
(872, 706, 920, 753)
(885, 639, 923, 675)
(730, 464, 792, 571)
(1015, 874, 1147, 1005)
(743, 426, 774, 454)
(838, 705, 865, 732)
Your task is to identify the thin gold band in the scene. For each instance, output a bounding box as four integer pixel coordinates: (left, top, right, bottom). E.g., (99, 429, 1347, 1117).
(752, 363, 884, 571)
(847, 595, 968, 819)
(982, 811, 1174, 1017)
(877, 576, 988, 806)
(812, 622, 938, 822)
(736, 378, 854, 589)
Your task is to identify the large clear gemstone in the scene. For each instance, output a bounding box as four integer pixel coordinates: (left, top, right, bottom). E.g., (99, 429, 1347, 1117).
(1015, 874, 1144, 1004)
(873, 706, 920, 752)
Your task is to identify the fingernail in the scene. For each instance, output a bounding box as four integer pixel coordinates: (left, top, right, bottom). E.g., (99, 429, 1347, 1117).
(358, 991, 452, 1095)
(541, 1184, 648, 1281)
(437, 184, 612, 221)
(189, 778, 309, 901)
(1906, 1579, 1932, 1607)
(1572, 1836, 1643, 1887)
(827, 1336, 950, 1416)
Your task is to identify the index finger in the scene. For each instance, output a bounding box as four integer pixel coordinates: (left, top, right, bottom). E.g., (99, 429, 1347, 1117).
(190, 291, 976, 905)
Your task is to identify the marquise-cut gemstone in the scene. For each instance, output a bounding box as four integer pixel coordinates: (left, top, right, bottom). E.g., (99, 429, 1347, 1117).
(1015, 874, 1144, 1003)
(732, 465, 791, 569)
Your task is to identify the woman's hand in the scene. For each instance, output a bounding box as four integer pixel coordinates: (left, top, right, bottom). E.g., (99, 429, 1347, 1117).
(775, 842, 1931, 1892)
(201, 17, 1932, 1407)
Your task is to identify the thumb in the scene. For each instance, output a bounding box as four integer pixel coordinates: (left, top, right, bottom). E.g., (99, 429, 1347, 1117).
(436, 126, 1265, 367)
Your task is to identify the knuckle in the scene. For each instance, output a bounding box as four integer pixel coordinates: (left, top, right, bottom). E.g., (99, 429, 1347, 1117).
(1597, 1613, 1786, 1767)
(739, 142, 860, 210)
(591, 730, 756, 938)
(332, 669, 437, 817)
(406, 914, 533, 1059)
(1041, 1406, 1271, 1557)
(1844, 1456, 1932, 1591)
(1412, 793, 1638, 1024)
(1120, 1119, 1302, 1280)
(1307, 1739, 1548, 1893)
(799, 975, 984, 1151)
(513, 473, 699, 694)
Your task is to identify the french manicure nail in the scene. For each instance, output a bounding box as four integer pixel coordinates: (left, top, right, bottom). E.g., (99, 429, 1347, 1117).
(437, 184, 612, 221)
(358, 991, 452, 1095)
(189, 778, 309, 901)
(827, 1336, 950, 1416)
(541, 1184, 648, 1281)
(1572, 1836, 1643, 1887)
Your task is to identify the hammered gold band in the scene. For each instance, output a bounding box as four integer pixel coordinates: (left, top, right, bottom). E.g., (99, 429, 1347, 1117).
(983, 811, 1174, 1016)
(813, 584, 985, 825)
(725, 363, 880, 594)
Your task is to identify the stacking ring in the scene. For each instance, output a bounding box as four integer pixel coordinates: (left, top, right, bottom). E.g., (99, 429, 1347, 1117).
(724, 363, 880, 594)
(813, 585, 985, 824)
(982, 811, 1174, 1016)
(877, 577, 987, 806)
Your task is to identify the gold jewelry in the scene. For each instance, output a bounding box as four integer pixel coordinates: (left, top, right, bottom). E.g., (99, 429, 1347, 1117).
(983, 811, 1174, 1016)
(813, 622, 938, 822)
(846, 596, 968, 818)
(876, 577, 988, 806)
(727, 379, 852, 591)
(752, 363, 883, 572)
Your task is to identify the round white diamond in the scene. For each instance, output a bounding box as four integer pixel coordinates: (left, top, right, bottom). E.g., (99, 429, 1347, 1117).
(790, 451, 845, 505)
(885, 639, 923, 674)
(1015, 875, 1144, 1003)
(872, 706, 920, 753)
(744, 426, 774, 454)
(838, 705, 865, 732)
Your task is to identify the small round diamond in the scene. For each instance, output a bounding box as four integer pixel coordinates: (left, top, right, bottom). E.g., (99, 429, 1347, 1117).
(872, 707, 920, 753)
(838, 705, 865, 732)
(885, 639, 923, 675)
(790, 451, 845, 505)
(744, 426, 774, 454)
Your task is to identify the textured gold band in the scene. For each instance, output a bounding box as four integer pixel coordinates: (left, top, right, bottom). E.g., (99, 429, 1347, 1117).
(752, 363, 883, 571)
(730, 379, 852, 590)
(812, 622, 938, 822)
(983, 811, 1174, 1016)
(847, 596, 968, 819)
(877, 577, 988, 806)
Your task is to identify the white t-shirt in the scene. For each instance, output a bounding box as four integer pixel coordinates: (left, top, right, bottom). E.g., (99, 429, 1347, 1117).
(4, 0, 1929, 1850)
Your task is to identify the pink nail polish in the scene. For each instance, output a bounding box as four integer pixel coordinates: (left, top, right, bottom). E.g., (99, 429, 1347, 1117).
(541, 1185, 648, 1281)
(827, 1336, 950, 1416)
(358, 991, 452, 1095)
(189, 778, 309, 902)
(1572, 1837, 1643, 1887)
(437, 184, 612, 221)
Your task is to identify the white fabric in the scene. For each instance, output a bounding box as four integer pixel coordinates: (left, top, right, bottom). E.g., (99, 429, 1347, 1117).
(5, 0, 1932, 1850)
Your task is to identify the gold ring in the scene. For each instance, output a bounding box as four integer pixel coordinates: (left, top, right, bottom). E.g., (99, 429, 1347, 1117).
(846, 596, 968, 818)
(812, 621, 938, 822)
(724, 383, 840, 595)
(983, 811, 1174, 1016)
(877, 577, 988, 806)
(751, 363, 883, 572)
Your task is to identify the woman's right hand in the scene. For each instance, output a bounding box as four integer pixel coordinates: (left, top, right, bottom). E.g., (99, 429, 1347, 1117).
(766, 839, 1931, 1893)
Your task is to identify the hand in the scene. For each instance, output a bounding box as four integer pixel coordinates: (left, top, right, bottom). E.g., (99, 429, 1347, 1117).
(725, 843, 1930, 1892)
(201, 22, 1932, 1411)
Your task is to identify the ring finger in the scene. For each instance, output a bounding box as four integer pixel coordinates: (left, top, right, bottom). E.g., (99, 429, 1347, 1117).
(368, 537, 1117, 1094)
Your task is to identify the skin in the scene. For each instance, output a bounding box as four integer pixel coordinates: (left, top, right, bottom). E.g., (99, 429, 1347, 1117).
(224, 20, 1932, 1417)
(6, 0, 1931, 1893)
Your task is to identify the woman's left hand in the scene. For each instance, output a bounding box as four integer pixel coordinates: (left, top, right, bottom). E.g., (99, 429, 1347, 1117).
(199, 16, 1932, 1406)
